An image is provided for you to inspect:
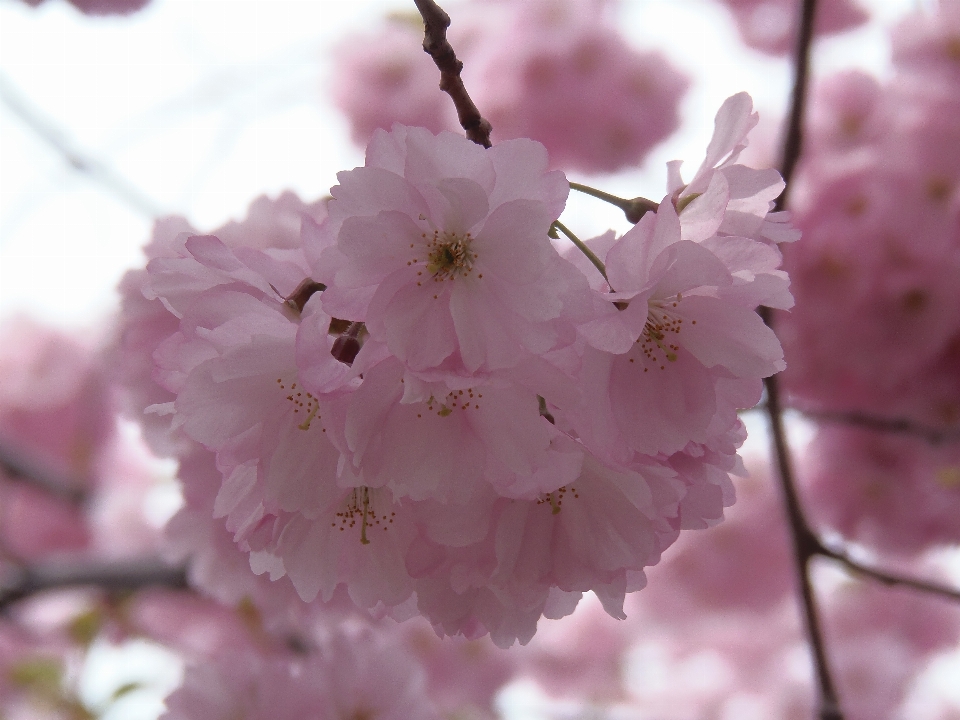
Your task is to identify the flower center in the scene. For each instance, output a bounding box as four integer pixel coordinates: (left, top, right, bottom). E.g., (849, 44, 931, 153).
(425, 230, 476, 281)
(415, 388, 483, 418)
(276, 377, 320, 430)
(332, 487, 395, 545)
(537, 485, 580, 514)
(632, 295, 692, 371)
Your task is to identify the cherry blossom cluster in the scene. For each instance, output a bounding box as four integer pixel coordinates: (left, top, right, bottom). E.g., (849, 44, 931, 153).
(112, 91, 793, 648)
(333, 0, 688, 174)
(778, 0, 960, 558)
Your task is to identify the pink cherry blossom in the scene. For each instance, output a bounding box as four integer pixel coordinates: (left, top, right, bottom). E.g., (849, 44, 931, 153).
(315, 125, 582, 376)
(113, 194, 327, 456)
(669, 92, 800, 248)
(573, 201, 785, 461)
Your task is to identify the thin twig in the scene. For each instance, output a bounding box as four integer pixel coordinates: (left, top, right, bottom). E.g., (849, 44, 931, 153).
(568, 182, 659, 224)
(774, 0, 817, 212)
(0, 558, 188, 611)
(800, 410, 960, 446)
(820, 546, 960, 604)
(0, 72, 164, 219)
(0, 439, 88, 506)
(762, 0, 842, 716)
(552, 220, 610, 286)
(762, 358, 844, 720)
(413, 0, 493, 148)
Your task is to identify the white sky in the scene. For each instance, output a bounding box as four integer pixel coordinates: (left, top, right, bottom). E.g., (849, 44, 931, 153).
(0, 0, 922, 333)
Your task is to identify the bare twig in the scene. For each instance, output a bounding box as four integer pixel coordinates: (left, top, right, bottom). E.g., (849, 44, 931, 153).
(820, 546, 960, 604)
(774, 0, 817, 212)
(763, 1, 845, 716)
(552, 220, 610, 286)
(413, 0, 493, 148)
(0, 72, 164, 219)
(0, 438, 88, 506)
(800, 410, 960, 445)
(762, 358, 844, 720)
(0, 558, 188, 610)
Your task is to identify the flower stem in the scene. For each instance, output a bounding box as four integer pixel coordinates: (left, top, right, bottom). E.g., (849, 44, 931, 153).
(552, 220, 610, 287)
(568, 182, 659, 223)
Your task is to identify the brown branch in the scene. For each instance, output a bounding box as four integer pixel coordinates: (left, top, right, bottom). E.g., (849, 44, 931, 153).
(0, 558, 188, 611)
(763, 362, 844, 720)
(413, 0, 493, 148)
(819, 545, 960, 604)
(774, 0, 818, 212)
(800, 410, 960, 446)
(762, 0, 844, 716)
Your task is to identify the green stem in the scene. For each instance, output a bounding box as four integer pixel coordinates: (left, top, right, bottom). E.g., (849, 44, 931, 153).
(568, 182, 659, 223)
(552, 220, 611, 288)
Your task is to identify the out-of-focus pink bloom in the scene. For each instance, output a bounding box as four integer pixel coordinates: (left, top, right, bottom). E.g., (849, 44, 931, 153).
(892, 0, 960, 84)
(332, 15, 456, 144)
(389, 617, 515, 720)
(802, 425, 960, 556)
(514, 592, 638, 702)
(0, 482, 90, 560)
(469, 0, 688, 174)
(0, 317, 113, 489)
(778, 167, 960, 414)
(643, 459, 793, 616)
(717, 0, 869, 56)
(0, 318, 115, 560)
(161, 623, 441, 720)
(805, 71, 890, 156)
(822, 579, 960, 720)
(331, 0, 688, 174)
(782, 2, 960, 435)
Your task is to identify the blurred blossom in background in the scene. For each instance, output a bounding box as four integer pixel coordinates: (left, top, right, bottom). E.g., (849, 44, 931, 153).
(4, 1, 960, 719)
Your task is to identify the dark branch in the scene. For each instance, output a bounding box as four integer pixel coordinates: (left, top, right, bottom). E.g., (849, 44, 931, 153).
(763, 0, 843, 716)
(0, 558, 188, 610)
(819, 545, 960, 604)
(0, 438, 88, 506)
(774, 0, 817, 211)
(762, 357, 844, 720)
(0, 72, 164, 219)
(413, 0, 493, 148)
(800, 410, 960, 445)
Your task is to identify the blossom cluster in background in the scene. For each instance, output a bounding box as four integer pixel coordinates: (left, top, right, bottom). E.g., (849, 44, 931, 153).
(334, 0, 689, 174)
(3, 0, 960, 719)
